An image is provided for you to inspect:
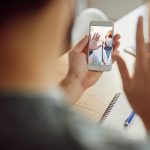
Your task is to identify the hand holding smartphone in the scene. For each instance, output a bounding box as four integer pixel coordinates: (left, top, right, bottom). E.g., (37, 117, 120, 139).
(88, 21, 114, 72)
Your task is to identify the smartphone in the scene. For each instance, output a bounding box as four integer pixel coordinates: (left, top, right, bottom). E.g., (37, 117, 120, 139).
(88, 21, 114, 72)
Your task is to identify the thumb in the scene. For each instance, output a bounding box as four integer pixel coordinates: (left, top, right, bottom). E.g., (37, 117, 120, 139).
(115, 55, 130, 88)
(73, 35, 89, 52)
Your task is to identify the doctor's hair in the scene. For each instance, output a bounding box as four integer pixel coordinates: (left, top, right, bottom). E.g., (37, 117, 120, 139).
(0, 0, 51, 26)
(107, 30, 113, 38)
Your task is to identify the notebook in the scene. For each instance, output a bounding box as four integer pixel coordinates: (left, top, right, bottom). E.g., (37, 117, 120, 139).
(124, 47, 136, 56)
(124, 33, 149, 57)
(99, 93, 147, 140)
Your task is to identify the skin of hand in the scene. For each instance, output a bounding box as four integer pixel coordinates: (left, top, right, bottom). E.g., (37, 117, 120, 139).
(116, 16, 150, 131)
(60, 34, 121, 105)
(89, 33, 102, 50)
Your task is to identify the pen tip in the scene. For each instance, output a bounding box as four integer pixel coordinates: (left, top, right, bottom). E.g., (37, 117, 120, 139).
(124, 123, 129, 128)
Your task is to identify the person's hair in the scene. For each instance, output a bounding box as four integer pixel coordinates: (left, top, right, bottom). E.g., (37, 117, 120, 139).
(0, 0, 51, 25)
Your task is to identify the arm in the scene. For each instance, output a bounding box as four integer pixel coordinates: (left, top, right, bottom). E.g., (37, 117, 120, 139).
(60, 74, 86, 105)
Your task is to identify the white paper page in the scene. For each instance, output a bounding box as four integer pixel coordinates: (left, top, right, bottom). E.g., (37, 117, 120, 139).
(103, 94, 147, 140)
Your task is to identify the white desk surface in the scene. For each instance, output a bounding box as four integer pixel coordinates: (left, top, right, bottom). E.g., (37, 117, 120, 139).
(55, 4, 148, 122)
(115, 4, 148, 50)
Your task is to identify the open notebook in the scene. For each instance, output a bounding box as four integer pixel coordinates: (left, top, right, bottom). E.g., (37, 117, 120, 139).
(99, 93, 147, 140)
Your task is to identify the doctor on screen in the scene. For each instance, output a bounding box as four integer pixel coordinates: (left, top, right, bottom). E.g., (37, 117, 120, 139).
(89, 30, 113, 65)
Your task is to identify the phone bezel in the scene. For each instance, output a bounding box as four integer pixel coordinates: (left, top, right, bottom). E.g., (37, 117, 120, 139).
(88, 21, 114, 72)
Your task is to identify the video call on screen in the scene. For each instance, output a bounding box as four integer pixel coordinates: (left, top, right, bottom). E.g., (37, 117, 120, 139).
(89, 26, 113, 66)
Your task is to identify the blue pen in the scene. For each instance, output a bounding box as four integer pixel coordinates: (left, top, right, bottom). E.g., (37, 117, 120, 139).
(124, 112, 136, 127)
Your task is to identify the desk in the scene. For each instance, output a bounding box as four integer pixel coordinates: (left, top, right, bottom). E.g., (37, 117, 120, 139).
(55, 4, 148, 122)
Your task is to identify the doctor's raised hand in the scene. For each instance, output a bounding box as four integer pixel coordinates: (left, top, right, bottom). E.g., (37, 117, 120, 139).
(89, 33, 101, 51)
(60, 34, 120, 104)
(116, 16, 150, 131)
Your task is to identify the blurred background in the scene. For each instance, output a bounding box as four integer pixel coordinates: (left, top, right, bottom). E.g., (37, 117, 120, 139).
(77, 0, 147, 21)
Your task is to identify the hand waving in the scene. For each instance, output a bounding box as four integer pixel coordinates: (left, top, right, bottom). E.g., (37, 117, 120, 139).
(89, 33, 102, 50)
(116, 16, 150, 131)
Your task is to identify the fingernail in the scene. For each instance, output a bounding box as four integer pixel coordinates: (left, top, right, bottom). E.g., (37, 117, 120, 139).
(138, 16, 143, 22)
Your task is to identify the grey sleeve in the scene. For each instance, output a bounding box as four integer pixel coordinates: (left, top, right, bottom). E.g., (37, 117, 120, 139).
(64, 109, 150, 150)
(37, 91, 150, 150)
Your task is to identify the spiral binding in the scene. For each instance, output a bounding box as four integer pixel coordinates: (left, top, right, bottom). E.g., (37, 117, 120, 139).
(99, 93, 121, 125)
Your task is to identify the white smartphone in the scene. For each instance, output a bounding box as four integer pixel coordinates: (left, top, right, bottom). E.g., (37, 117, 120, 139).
(88, 21, 114, 72)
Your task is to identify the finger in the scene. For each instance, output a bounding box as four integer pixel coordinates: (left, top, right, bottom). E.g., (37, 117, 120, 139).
(96, 34, 100, 41)
(136, 16, 145, 62)
(93, 33, 97, 40)
(95, 33, 98, 40)
(149, 3, 150, 41)
(113, 34, 121, 42)
(83, 44, 88, 55)
(113, 41, 120, 50)
(90, 34, 92, 40)
(92, 33, 96, 40)
(112, 50, 120, 56)
(116, 55, 131, 88)
(146, 42, 150, 53)
(112, 50, 120, 63)
(73, 35, 89, 52)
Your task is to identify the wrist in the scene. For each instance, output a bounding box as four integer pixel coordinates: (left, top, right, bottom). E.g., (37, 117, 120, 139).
(60, 74, 85, 105)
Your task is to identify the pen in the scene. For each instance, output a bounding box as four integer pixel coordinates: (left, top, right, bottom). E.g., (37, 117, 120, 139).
(124, 48, 136, 57)
(124, 112, 135, 127)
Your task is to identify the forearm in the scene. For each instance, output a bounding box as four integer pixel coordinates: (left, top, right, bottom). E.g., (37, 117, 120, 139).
(59, 74, 85, 105)
(140, 115, 150, 132)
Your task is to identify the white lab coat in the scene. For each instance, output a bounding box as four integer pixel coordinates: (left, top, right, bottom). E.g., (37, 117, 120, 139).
(89, 43, 112, 66)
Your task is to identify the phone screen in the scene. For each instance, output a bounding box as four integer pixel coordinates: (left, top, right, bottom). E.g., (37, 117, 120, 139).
(89, 26, 113, 66)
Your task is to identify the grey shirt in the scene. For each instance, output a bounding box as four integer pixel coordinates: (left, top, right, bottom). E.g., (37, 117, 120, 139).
(0, 89, 150, 150)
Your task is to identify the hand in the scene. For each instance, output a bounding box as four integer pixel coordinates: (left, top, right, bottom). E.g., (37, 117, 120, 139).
(60, 34, 120, 104)
(116, 16, 150, 131)
(89, 33, 102, 50)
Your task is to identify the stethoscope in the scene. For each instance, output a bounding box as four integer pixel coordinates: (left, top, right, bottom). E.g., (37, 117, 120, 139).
(101, 42, 111, 64)
(101, 42, 105, 64)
